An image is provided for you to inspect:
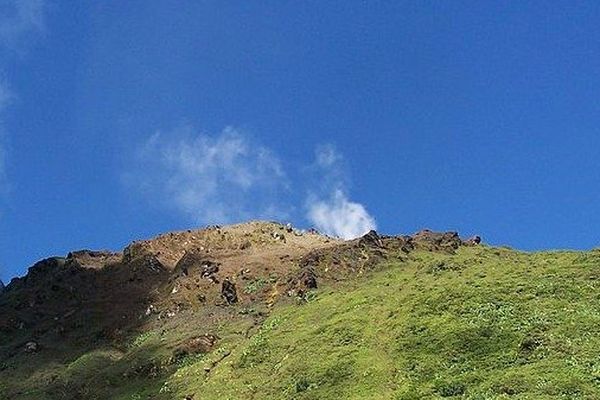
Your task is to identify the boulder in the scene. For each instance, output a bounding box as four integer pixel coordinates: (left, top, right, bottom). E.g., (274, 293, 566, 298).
(271, 232, 286, 242)
(221, 279, 238, 304)
(464, 235, 482, 246)
(200, 262, 219, 278)
(145, 304, 158, 316)
(24, 341, 39, 353)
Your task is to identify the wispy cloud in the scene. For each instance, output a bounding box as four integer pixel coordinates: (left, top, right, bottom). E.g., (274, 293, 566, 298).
(127, 127, 376, 238)
(127, 126, 290, 224)
(307, 189, 377, 239)
(305, 145, 376, 239)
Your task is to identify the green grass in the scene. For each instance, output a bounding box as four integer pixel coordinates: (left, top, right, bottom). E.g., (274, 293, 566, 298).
(243, 275, 278, 294)
(165, 247, 600, 399)
(129, 331, 158, 349)
(5, 246, 600, 399)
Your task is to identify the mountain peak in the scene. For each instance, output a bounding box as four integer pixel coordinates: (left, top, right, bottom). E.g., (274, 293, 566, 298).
(0, 221, 492, 398)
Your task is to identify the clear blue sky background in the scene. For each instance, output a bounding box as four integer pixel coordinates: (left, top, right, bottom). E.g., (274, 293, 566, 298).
(2, 1, 600, 281)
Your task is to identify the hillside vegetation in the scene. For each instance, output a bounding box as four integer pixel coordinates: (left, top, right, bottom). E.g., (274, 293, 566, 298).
(1, 222, 600, 399)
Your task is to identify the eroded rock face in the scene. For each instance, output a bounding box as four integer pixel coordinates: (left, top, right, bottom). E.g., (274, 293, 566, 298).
(359, 230, 384, 248)
(397, 235, 415, 253)
(221, 279, 238, 304)
(412, 230, 462, 251)
(27, 257, 66, 281)
(66, 250, 121, 270)
(139, 255, 165, 273)
(2, 222, 484, 371)
(174, 251, 220, 279)
(288, 257, 320, 298)
(298, 266, 318, 290)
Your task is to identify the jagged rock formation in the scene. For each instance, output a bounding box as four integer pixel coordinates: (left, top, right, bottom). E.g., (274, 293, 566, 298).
(0, 221, 482, 399)
(1, 224, 480, 332)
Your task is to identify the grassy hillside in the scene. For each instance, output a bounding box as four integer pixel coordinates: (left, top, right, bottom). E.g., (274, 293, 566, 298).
(3, 236, 600, 399)
(165, 247, 600, 400)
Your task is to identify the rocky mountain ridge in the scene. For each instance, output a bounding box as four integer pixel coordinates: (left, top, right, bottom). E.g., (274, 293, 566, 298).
(0, 221, 483, 399)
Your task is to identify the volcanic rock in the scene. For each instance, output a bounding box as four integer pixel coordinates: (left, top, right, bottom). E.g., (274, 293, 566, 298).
(359, 230, 384, 248)
(24, 341, 39, 353)
(465, 235, 482, 246)
(221, 279, 238, 304)
(412, 230, 462, 251)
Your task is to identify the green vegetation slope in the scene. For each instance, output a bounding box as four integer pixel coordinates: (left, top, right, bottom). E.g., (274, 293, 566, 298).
(2, 224, 600, 399)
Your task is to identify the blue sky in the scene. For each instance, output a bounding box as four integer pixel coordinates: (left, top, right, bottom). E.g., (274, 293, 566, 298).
(2, 1, 600, 281)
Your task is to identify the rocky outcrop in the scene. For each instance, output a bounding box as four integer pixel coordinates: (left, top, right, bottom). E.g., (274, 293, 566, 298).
(174, 251, 220, 279)
(65, 250, 121, 270)
(464, 235, 482, 246)
(27, 257, 67, 279)
(295, 266, 318, 292)
(359, 230, 384, 248)
(412, 230, 462, 252)
(221, 279, 238, 304)
(0, 222, 483, 372)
